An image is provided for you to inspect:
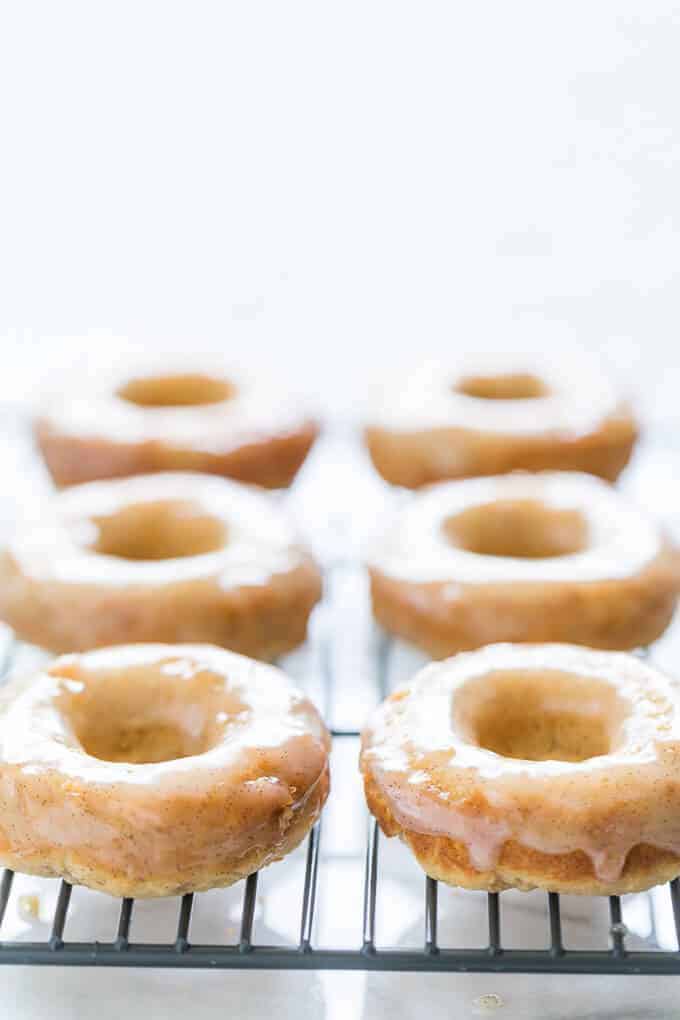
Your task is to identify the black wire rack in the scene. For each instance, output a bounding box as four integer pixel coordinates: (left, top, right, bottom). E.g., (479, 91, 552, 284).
(1, 628, 680, 974)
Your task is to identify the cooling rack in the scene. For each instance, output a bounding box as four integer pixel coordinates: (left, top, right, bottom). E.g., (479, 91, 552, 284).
(1, 621, 680, 974)
(0, 418, 678, 974)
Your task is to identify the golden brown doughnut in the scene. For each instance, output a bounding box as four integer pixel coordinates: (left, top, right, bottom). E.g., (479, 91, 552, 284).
(368, 472, 680, 656)
(0, 644, 330, 897)
(35, 357, 318, 488)
(361, 643, 680, 894)
(365, 355, 637, 487)
(0, 472, 321, 658)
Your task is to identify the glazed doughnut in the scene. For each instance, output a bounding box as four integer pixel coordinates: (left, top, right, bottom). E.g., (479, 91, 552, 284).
(0, 472, 321, 658)
(368, 472, 680, 656)
(365, 355, 637, 486)
(361, 643, 680, 894)
(35, 356, 318, 488)
(0, 644, 330, 897)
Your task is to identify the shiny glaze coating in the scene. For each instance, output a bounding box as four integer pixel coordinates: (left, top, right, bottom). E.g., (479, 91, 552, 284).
(35, 356, 318, 488)
(361, 643, 680, 894)
(364, 355, 637, 486)
(0, 644, 330, 897)
(0, 472, 322, 658)
(369, 472, 680, 654)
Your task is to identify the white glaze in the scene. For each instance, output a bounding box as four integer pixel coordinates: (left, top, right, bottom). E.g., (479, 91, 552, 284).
(362, 644, 680, 882)
(0, 644, 328, 789)
(367, 353, 626, 437)
(6, 472, 303, 590)
(368, 472, 661, 583)
(37, 354, 315, 451)
(0, 644, 330, 890)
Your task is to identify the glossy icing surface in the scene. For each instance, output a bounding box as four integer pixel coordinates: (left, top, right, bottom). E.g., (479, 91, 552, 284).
(368, 472, 661, 584)
(6, 472, 304, 589)
(0, 644, 330, 894)
(37, 354, 315, 451)
(1, 643, 328, 785)
(367, 353, 627, 437)
(361, 644, 680, 882)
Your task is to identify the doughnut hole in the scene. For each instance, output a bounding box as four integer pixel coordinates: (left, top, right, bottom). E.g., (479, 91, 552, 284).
(444, 500, 588, 559)
(454, 669, 630, 763)
(53, 657, 245, 764)
(88, 500, 227, 561)
(455, 373, 549, 400)
(117, 373, 235, 407)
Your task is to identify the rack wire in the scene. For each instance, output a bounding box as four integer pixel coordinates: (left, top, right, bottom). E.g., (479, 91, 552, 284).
(1, 630, 680, 974)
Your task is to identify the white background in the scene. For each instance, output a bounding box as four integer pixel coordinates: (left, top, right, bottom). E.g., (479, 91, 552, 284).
(1, 2, 679, 422)
(1, 3, 680, 1018)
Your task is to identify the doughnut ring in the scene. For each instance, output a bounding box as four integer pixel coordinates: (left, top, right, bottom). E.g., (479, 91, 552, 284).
(364, 355, 638, 487)
(361, 643, 680, 894)
(0, 644, 330, 897)
(0, 472, 322, 658)
(368, 472, 680, 656)
(35, 357, 319, 488)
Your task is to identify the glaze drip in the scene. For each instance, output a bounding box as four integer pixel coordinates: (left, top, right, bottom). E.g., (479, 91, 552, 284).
(362, 644, 680, 883)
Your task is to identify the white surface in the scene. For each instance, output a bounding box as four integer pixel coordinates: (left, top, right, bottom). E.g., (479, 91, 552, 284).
(1, 2, 680, 1017)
